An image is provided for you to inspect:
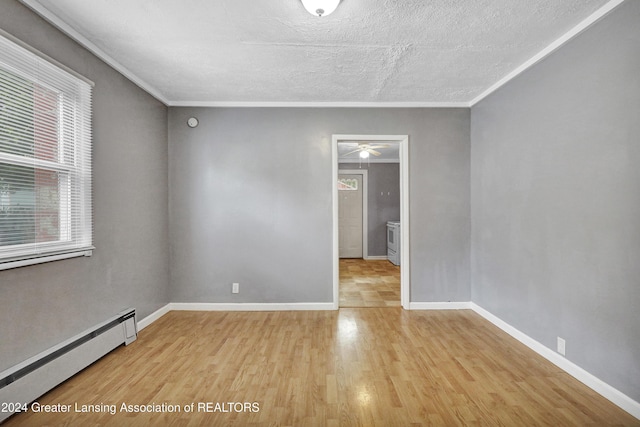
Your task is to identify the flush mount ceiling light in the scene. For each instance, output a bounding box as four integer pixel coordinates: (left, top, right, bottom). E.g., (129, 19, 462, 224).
(301, 0, 341, 17)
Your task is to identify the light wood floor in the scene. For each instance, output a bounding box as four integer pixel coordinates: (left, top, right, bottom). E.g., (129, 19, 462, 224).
(5, 309, 638, 426)
(340, 258, 400, 307)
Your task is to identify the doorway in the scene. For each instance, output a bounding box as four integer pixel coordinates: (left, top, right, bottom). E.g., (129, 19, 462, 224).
(332, 134, 410, 309)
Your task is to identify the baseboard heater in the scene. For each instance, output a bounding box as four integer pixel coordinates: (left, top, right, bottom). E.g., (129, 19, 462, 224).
(0, 308, 137, 423)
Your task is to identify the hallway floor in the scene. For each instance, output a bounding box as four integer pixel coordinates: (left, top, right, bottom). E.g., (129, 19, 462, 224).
(339, 258, 401, 307)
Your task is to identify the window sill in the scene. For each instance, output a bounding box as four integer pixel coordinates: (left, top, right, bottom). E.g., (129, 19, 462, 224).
(0, 249, 94, 271)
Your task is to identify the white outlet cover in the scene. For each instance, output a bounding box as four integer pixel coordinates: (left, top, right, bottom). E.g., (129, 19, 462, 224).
(557, 337, 566, 356)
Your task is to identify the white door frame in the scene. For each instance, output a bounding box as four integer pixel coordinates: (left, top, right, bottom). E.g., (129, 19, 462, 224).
(332, 134, 410, 309)
(338, 169, 368, 259)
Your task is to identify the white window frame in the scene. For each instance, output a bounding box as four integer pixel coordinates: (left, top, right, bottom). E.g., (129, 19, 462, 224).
(0, 30, 93, 270)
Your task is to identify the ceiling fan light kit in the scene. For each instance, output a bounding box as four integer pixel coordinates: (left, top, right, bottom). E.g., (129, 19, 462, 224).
(300, 0, 341, 17)
(342, 143, 390, 158)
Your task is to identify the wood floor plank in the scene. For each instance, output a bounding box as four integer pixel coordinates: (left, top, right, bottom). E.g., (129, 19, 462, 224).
(339, 259, 400, 307)
(4, 309, 638, 426)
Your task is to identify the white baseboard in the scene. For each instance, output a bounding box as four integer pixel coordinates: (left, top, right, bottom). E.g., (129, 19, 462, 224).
(363, 255, 388, 260)
(137, 304, 171, 331)
(409, 301, 471, 310)
(470, 303, 640, 420)
(170, 302, 336, 312)
(136, 302, 335, 329)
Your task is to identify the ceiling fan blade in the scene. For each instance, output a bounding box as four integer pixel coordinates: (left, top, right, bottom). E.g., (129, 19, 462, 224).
(368, 144, 390, 149)
(342, 148, 363, 156)
(368, 149, 382, 156)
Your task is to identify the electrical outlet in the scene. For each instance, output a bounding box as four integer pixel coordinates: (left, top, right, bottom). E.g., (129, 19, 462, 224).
(232, 283, 239, 294)
(557, 337, 566, 356)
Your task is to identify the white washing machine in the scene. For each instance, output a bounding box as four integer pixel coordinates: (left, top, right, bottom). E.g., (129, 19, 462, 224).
(387, 221, 400, 266)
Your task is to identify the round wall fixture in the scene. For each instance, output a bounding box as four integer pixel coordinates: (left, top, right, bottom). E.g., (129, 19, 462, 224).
(187, 117, 199, 128)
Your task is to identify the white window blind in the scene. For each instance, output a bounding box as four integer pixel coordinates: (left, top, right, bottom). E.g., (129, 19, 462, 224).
(0, 32, 93, 269)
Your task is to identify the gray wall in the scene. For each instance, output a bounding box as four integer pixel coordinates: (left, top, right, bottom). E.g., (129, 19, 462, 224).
(0, 1, 170, 372)
(470, 1, 640, 401)
(169, 108, 470, 303)
(339, 162, 400, 257)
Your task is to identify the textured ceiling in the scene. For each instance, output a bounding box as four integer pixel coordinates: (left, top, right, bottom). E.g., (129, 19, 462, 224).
(21, 0, 617, 106)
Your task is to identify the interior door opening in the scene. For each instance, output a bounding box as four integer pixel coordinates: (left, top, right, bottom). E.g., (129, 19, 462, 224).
(332, 135, 410, 309)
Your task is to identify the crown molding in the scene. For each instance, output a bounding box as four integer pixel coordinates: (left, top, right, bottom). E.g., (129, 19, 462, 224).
(167, 101, 470, 108)
(469, 0, 625, 106)
(19, 0, 171, 105)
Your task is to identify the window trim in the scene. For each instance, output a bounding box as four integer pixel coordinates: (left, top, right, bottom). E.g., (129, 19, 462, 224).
(0, 249, 93, 271)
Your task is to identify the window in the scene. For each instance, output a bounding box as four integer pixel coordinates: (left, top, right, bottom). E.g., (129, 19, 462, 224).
(0, 32, 93, 270)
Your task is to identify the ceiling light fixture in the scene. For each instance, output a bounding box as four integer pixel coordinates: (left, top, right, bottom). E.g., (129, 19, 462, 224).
(359, 150, 370, 159)
(300, 0, 340, 17)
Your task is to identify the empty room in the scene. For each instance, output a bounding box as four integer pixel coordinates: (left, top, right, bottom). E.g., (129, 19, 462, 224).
(0, 0, 639, 425)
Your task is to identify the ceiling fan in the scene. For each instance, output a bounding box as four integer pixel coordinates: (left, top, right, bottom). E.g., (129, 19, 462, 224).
(341, 142, 390, 158)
